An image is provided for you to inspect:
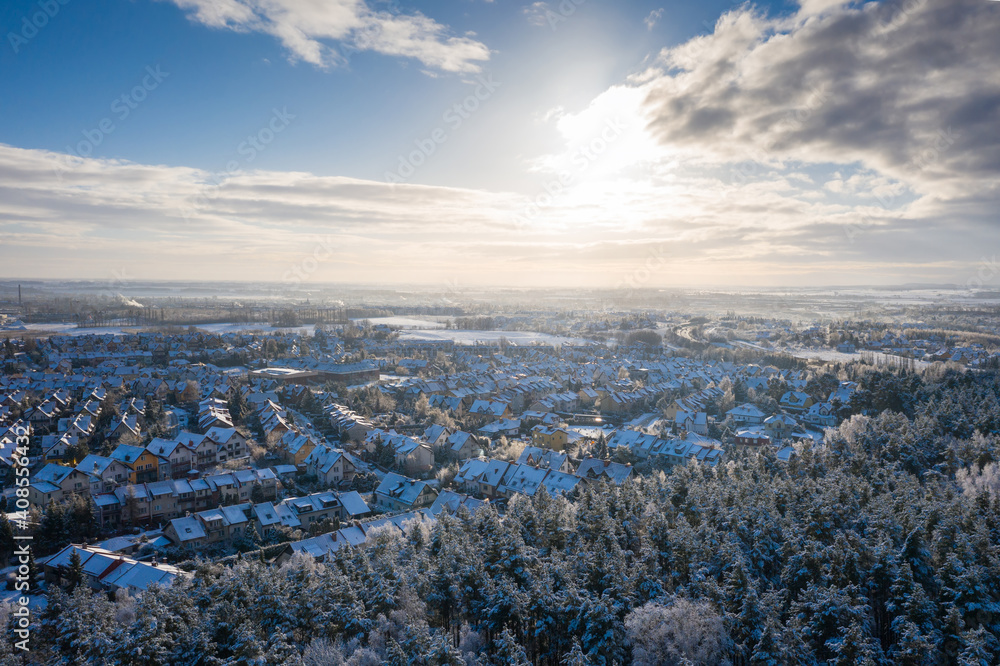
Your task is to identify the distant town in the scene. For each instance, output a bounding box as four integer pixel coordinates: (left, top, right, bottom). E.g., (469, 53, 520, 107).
(2, 282, 1000, 662)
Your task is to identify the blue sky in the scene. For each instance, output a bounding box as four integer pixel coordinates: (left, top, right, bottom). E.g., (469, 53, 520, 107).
(2, 0, 793, 185)
(0, 0, 997, 288)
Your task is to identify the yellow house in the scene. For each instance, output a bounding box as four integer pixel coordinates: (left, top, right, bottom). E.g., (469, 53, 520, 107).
(531, 425, 570, 451)
(280, 431, 318, 467)
(110, 444, 159, 484)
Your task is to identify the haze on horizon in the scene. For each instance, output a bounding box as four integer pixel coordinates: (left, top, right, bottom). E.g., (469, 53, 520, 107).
(0, 0, 997, 289)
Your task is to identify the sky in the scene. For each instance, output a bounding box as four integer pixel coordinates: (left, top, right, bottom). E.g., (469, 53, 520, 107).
(0, 0, 997, 290)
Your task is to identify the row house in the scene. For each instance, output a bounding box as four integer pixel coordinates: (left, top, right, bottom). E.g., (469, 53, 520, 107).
(165, 490, 370, 549)
(82, 469, 278, 529)
(325, 403, 374, 442)
(43, 544, 186, 594)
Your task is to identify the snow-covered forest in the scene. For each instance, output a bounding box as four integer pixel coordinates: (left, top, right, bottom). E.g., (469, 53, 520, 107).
(3, 367, 998, 665)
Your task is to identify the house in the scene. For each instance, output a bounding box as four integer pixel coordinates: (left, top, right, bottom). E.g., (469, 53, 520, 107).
(392, 437, 434, 476)
(304, 444, 358, 486)
(779, 391, 814, 413)
(233, 468, 279, 502)
(93, 493, 122, 529)
(278, 431, 318, 468)
(178, 431, 216, 470)
(575, 458, 632, 485)
(280, 491, 360, 528)
(516, 446, 570, 472)
(147, 480, 181, 523)
(422, 424, 453, 451)
(375, 473, 438, 512)
(207, 473, 240, 505)
(455, 458, 510, 499)
(326, 403, 375, 441)
(497, 464, 550, 498)
(110, 444, 159, 484)
(801, 402, 837, 428)
(109, 414, 142, 445)
(274, 511, 434, 564)
(494, 463, 581, 498)
(204, 426, 249, 463)
(114, 484, 152, 526)
(478, 418, 521, 439)
(577, 387, 600, 406)
(828, 381, 857, 406)
(429, 490, 487, 516)
(655, 433, 724, 468)
(734, 428, 771, 447)
(75, 454, 131, 495)
(250, 501, 301, 538)
(26, 401, 60, 430)
(674, 411, 708, 436)
(726, 403, 766, 425)
(445, 431, 481, 460)
(539, 469, 582, 496)
(42, 544, 186, 593)
(764, 414, 798, 441)
(467, 400, 512, 425)
(28, 463, 91, 506)
(165, 516, 208, 549)
(41, 433, 77, 462)
(531, 425, 580, 452)
(146, 438, 194, 479)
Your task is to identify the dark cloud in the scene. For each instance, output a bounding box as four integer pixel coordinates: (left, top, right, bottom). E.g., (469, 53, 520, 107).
(642, 0, 1000, 189)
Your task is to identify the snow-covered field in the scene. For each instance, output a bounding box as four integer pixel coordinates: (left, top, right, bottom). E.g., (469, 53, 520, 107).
(22, 323, 135, 336)
(351, 316, 446, 329)
(195, 323, 316, 335)
(18, 322, 317, 337)
(783, 347, 930, 368)
(398, 329, 589, 346)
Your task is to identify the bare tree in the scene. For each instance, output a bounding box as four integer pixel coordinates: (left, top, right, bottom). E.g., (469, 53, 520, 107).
(625, 598, 732, 666)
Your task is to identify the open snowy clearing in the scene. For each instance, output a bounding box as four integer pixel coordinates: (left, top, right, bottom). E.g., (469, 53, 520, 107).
(398, 329, 590, 346)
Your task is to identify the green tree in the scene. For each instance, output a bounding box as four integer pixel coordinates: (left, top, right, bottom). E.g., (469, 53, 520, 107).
(65, 549, 84, 592)
(0, 515, 14, 564)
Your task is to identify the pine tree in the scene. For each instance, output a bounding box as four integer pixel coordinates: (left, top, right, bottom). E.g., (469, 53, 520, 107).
(489, 628, 530, 666)
(66, 548, 84, 592)
(0, 515, 14, 564)
(37, 501, 68, 554)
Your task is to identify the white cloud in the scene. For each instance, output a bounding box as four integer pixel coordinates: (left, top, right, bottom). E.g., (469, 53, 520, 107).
(644, 8, 664, 30)
(163, 0, 490, 73)
(4, 140, 964, 287)
(523, 2, 552, 27)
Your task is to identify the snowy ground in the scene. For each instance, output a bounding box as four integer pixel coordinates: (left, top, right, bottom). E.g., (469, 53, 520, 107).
(17, 322, 318, 337)
(398, 329, 589, 346)
(195, 323, 317, 335)
(21, 323, 136, 337)
(782, 347, 930, 368)
(351, 316, 446, 329)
